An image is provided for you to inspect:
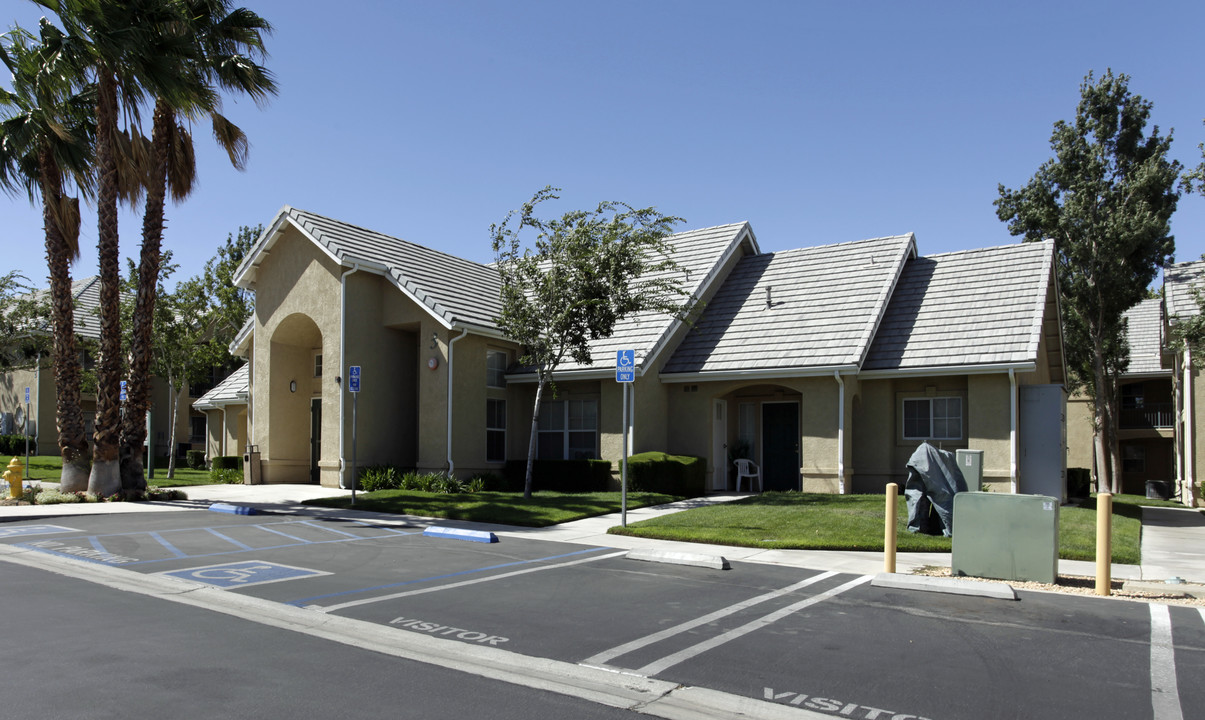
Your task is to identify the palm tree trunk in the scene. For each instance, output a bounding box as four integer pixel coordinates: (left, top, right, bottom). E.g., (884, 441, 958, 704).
(88, 70, 122, 498)
(38, 147, 90, 492)
(120, 99, 173, 494)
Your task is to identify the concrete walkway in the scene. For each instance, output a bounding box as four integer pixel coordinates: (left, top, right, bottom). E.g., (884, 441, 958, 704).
(7, 482, 1202, 582)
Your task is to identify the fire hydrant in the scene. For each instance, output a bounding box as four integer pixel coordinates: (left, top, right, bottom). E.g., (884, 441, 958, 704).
(4, 457, 25, 499)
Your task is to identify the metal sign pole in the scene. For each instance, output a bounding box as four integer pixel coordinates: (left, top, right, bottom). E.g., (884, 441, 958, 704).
(621, 381, 628, 527)
(351, 391, 358, 506)
(23, 401, 30, 480)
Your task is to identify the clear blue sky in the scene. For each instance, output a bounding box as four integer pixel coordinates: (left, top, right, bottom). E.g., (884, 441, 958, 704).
(4, 0, 1204, 288)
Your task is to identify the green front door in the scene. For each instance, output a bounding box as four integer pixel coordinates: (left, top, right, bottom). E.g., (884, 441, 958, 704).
(310, 398, 321, 484)
(762, 402, 799, 491)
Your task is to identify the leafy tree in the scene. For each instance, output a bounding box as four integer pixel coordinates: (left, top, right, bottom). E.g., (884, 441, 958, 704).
(491, 187, 694, 498)
(1182, 120, 1205, 197)
(996, 70, 1181, 493)
(0, 22, 95, 490)
(0, 271, 52, 369)
(118, 226, 256, 480)
(119, 0, 276, 491)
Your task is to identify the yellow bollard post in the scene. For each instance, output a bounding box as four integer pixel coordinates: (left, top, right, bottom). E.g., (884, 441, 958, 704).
(5, 457, 25, 499)
(884, 482, 898, 573)
(1096, 492, 1112, 596)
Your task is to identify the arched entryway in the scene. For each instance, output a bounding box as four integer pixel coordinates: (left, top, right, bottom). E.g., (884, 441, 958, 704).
(268, 313, 325, 484)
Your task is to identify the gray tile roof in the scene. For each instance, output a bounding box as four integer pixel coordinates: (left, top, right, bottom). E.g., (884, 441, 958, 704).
(237, 207, 752, 373)
(863, 240, 1055, 371)
(16, 276, 104, 340)
(663, 234, 916, 375)
(1122, 298, 1166, 375)
(192, 363, 249, 410)
(285, 208, 504, 330)
(556, 223, 755, 373)
(1165, 259, 1205, 321)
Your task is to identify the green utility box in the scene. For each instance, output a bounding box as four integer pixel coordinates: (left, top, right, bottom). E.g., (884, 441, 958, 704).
(955, 449, 984, 491)
(952, 492, 1059, 584)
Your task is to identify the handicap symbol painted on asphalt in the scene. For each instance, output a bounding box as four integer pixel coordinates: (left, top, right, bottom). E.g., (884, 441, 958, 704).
(157, 560, 331, 589)
(0, 524, 78, 539)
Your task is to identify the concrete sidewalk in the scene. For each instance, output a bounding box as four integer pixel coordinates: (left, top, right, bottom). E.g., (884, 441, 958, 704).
(7, 482, 1195, 582)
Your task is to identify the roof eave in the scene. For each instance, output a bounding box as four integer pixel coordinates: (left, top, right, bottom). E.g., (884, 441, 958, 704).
(858, 361, 1038, 379)
(657, 364, 861, 384)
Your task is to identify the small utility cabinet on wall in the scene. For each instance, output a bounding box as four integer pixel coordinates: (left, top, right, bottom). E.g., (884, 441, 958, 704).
(951, 492, 1059, 584)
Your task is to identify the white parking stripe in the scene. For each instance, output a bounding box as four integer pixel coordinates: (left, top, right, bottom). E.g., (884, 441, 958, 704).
(582, 571, 838, 668)
(636, 575, 872, 677)
(316, 550, 629, 612)
(1150, 604, 1183, 720)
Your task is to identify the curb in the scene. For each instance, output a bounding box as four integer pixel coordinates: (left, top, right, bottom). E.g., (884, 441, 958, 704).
(626, 548, 730, 570)
(871, 572, 1017, 600)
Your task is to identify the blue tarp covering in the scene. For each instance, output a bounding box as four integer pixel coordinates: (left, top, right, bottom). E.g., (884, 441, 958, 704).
(904, 442, 968, 537)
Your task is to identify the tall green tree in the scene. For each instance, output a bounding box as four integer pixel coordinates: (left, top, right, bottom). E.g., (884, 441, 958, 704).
(491, 187, 694, 499)
(996, 70, 1181, 493)
(0, 22, 95, 490)
(119, 0, 276, 492)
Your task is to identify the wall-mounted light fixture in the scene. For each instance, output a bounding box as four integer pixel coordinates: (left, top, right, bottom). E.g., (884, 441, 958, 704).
(289, 380, 297, 393)
(430, 332, 439, 350)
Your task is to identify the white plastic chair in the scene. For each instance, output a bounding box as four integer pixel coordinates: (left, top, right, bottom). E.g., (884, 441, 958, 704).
(734, 458, 761, 492)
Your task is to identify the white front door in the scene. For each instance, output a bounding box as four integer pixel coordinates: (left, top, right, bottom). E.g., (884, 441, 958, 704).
(712, 399, 727, 490)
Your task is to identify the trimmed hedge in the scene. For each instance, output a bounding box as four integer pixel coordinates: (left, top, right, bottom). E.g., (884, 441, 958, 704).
(0, 435, 35, 455)
(502, 459, 612, 493)
(1067, 467, 1091, 498)
(211, 455, 244, 471)
(186, 450, 206, 470)
(626, 452, 705, 497)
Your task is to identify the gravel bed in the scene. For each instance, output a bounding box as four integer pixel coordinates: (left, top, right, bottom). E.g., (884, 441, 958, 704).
(914, 566, 1205, 607)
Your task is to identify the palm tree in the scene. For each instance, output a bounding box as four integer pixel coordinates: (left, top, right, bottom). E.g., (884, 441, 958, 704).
(0, 22, 96, 492)
(34, 0, 199, 496)
(119, 0, 276, 491)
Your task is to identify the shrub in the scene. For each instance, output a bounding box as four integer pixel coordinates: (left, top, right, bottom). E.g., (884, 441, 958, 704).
(210, 467, 243, 484)
(626, 452, 704, 497)
(147, 488, 188, 501)
(34, 489, 96, 505)
(0, 434, 35, 455)
(502, 459, 612, 493)
(465, 473, 498, 493)
(186, 450, 206, 470)
(430, 474, 461, 494)
(359, 465, 405, 492)
(211, 455, 243, 471)
(1067, 468, 1091, 498)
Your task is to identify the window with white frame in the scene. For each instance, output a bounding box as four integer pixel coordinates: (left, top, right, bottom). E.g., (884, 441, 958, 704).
(313, 351, 323, 378)
(537, 399, 598, 460)
(903, 397, 962, 440)
(487, 350, 508, 388)
(486, 399, 506, 462)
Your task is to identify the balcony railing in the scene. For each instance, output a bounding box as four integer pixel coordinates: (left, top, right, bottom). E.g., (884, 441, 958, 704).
(1120, 403, 1174, 429)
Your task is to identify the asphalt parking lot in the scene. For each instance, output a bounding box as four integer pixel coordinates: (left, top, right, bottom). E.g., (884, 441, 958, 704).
(4, 510, 1204, 720)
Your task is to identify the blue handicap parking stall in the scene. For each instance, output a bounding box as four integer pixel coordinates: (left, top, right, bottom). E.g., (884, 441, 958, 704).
(159, 560, 331, 589)
(0, 524, 78, 539)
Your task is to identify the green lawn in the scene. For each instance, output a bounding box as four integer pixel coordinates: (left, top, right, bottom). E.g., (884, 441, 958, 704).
(12, 455, 227, 487)
(304, 490, 680, 527)
(606, 491, 1167, 565)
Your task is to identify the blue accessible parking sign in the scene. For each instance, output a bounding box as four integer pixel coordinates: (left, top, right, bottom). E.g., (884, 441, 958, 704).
(348, 365, 361, 393)
(616, 350, 635, 383)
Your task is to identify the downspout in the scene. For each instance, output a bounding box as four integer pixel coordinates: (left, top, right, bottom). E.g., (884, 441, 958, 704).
(34, 350, 40, 453)
(219, 406, 227, 456)
(339, 263, 361, 488)
(834, 370, 845, 494)
(1009, 368, 1018, 494)
(446, 328, 469, 476)
(1185, 346, 1194, 503)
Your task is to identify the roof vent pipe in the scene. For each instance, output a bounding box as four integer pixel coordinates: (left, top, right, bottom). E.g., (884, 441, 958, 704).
(766, 286, 772, 309)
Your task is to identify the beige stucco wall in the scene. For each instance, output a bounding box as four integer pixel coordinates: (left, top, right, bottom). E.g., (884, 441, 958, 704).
(250, 226, 342, 484)
(203, 405, 247, 461)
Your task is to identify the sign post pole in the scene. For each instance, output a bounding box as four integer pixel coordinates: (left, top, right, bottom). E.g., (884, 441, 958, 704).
(348, 365, 361, 506)
(616, 350, 635, 527)
(23, 387, 30, 480)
